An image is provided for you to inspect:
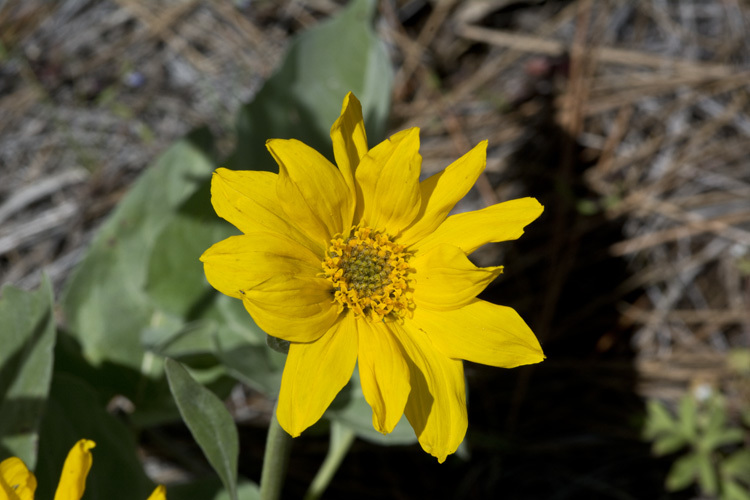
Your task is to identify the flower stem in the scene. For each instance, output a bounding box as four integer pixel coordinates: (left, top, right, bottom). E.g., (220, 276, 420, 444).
(303, 421, 356, 500)
(260, 405, 293, 500)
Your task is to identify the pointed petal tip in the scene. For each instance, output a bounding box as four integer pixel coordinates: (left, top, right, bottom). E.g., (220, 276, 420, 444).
(276, 414, 302, 438)
(341, 91, 361, 111)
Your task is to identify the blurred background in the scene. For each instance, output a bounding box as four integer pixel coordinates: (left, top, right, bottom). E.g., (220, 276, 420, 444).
(1, 0, 749, 498)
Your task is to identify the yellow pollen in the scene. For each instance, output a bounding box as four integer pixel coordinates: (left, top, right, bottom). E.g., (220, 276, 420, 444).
(322, 226, 414, 321)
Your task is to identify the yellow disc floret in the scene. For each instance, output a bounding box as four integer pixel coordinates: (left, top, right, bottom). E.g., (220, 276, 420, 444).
(322, 227, 413, 321)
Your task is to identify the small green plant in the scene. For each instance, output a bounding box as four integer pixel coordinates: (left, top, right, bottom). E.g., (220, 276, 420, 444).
(644, 392, 750, 499)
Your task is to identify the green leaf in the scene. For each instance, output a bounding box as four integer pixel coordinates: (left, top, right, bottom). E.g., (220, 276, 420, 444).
(165, 358, 239, 500)
(228, 0, 392, 172)
(144, 180, 235, 318)
(722, 479, 750, 500)
(0, 276, 55, 469)
(61, 128, 215, 370)
(706, 428, 745, 451)
(721, 450, 750, 483)
(214, 335, 284, 397)
(168, 478, 260, 500)
(142, 318, 217, 365)
(34, 373, 153, 500)
(697, 451, 719, 495)
(215, 481, 261, 500)
(653, 434, 689, 456)
(209, 293, 268, 346)
(678, 395, 698, 441)
(666, 452, 700, 491)
(644, 399, 678, 439)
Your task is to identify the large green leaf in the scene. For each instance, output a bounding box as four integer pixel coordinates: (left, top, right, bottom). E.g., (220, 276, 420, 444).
(0, 276, 55, 468)
(165, 358, 239, 500)
(34, 373, 154, 500)
(228, 0, 392, 172)
(61, 128, 215, 370)
(144, 177, 235, 320)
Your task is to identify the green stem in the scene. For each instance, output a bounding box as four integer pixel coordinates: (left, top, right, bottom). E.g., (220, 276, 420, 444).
(303, 422, 356, 500)
(260, 405, 293, 500)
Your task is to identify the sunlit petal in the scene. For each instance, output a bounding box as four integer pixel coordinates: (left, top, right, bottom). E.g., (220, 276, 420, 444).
(241, 275, 339, 343)
(277, 313, 359, 436)
(413, 300, 545, 368)
(400, 141, 487, 246)
(201, 232, 321, 300)
(391, 322, 467, 463)
(0, 457, 36, 500)
(53, 439, 95, 500)
(331, 92, 368, 198)
(358, 321, 411, 434)
(355, 128, 421, 234)
(412, 243, 503, 311)
(268, 139, 354, 244)
(418, 197, 544, 255)
(210, 168, 322, 254)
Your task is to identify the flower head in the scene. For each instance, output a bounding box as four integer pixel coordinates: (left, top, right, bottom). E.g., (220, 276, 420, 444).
(201, 93, 545, 462)
(0, 439, 165, 500)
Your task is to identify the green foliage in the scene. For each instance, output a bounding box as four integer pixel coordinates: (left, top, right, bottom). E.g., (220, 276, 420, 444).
(34, 373, 155, 500)
(228, 0, 392, 172)
(167, 479, 260, 500)
(0, 276, 55, 469)
(61, 127, 216, 370)
(0, 0, 400, 497)
(645, 393, 749, 499)
(165, 359, 240, 500)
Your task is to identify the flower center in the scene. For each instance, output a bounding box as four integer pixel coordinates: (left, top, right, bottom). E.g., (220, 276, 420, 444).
(322, 226, 413, 321)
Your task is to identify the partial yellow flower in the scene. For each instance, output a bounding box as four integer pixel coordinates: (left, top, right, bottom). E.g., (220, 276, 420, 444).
(201, 92, 545, 462)
(146, 485, 167, 500)
(0, 440, 165, 500)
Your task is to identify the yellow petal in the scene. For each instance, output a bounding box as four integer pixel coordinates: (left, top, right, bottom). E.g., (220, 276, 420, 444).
(412, 243, 502, 311)
(0, 457, 36, 500)
(357, 321, 411, 434)
(146, 485, 166, 500)
(355, 128, 422, 234)
(400, 141, 487, 246)
(330, 92, 368, 198)
(418, 197, 544, 255)
(210, 168, 322, 254)
(241, 275, 339, 343)
(390, 322, 467, 463)
(276, 313, 359, 437)
(267, 138, 354, 245)
(201, 232, 321, 300)
(54, 439, 95, 500)
(413, 299, 545, 368)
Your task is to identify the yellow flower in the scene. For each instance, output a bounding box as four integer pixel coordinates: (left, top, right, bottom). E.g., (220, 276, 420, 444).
(201, 92, 545, 462)
(0, 440, 166, 500)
